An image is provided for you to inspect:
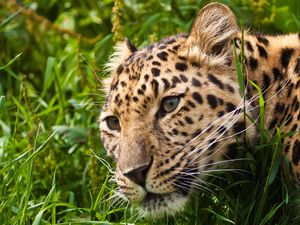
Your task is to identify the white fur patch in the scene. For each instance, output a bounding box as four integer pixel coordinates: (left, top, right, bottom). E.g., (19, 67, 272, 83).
(139, 192, 188, 218)
(105, 41, 133, 73)
(102, 40, 134, 95)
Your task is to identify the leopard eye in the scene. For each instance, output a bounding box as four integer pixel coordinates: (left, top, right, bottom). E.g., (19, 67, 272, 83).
(161, 96, 180, 113)
(106, 116, 120, 130)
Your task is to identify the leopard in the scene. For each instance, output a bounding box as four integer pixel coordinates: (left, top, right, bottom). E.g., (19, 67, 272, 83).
(99, 2, 300, 217)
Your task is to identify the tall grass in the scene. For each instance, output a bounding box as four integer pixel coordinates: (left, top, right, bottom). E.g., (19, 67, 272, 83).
(0, 0, 299, 224)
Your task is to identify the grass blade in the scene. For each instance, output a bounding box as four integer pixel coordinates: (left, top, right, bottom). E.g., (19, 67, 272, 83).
(0, 53, 22, 71)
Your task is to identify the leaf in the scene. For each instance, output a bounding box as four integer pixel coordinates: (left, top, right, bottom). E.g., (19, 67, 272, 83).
(32, 209, 46, 225)
(33, 174, 56, 225)
(260, 202, 284, 225)
(274, 6, 299, 32)
(0, 53, 22, 71)
(232, 43, 245, 96)
(43, 56, 56, 92)
(267, 128, 282, 185)
(249, 80, 265, 135)
(53, 125, 88, 145)
(0, 7, 23, 28)
(137, 13, 162, 37)
(203, 208, 235, 224)
(0, 96, 5, 112)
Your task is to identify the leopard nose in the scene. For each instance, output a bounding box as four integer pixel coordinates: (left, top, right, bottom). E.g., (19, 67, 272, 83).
(123, 164, 150, 187)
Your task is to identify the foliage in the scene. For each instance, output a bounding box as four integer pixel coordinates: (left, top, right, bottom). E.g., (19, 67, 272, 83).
(0, 0, 299, 224)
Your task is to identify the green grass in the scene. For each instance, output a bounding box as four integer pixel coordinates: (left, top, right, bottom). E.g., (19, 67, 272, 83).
(0, 0, 299, 224)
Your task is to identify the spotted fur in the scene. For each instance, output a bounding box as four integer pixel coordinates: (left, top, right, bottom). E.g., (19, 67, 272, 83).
(99, 3, 300, 217)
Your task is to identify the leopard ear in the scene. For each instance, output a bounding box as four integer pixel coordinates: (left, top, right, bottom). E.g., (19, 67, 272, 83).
(180, 3, 238, 65)
(105, 38, 137, 72)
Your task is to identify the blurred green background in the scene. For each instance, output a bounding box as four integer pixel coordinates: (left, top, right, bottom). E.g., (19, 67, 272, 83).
(0, 0, 299, 224)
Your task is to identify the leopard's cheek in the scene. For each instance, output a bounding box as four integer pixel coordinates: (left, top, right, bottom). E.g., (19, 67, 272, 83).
(145, 158, 179, 194)
(116, 168, 147, 204)
(99, 120, 119, 157)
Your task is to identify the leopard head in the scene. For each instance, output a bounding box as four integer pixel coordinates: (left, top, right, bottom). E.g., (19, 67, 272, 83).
(99, 3, 256, 217)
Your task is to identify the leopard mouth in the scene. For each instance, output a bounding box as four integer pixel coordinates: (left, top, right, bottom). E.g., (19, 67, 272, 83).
(138, 171, 196, 217)
(139, 191, 189, 218)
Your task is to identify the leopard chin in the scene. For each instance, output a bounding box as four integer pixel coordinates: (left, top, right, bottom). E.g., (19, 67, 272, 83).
(137, 174, 195, 217)
(138, 191, 189, 218)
